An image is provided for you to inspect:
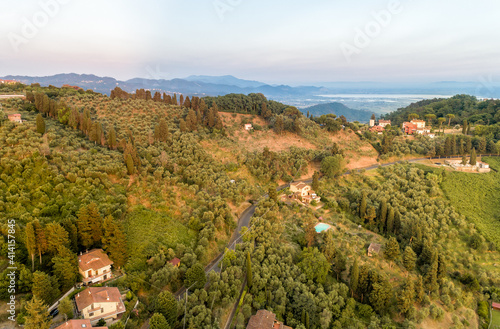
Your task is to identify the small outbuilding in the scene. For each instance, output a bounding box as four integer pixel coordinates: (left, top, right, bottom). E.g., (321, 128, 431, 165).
(367, 243, 381, 257)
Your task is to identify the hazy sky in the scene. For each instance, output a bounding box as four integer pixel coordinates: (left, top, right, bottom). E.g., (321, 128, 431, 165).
(1, 0, 500, 85)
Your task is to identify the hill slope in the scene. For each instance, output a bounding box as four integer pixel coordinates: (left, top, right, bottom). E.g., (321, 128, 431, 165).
(304, 102, 373, 123)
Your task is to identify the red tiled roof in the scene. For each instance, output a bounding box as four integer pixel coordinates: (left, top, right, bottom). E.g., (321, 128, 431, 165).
(75, 287, 123, 311)
(55, 319, 107, 329)
(493, 302, 500, 310)
(168, 257, 180, 266)
(79, 249, 113, 272)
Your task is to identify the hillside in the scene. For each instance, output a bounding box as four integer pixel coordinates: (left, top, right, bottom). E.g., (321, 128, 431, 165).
(1, 84, 499, 329)
(382, 94, 500, 127)
(304, 102, 373, 123)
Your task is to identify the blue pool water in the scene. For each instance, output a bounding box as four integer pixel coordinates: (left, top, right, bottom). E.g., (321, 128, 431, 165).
(315, 223, 331, 233)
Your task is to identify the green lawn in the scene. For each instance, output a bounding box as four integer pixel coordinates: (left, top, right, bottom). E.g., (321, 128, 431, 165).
(441, 157, 500, 249)
(492, 309, 500, 329)
(124, 206, 196, 271)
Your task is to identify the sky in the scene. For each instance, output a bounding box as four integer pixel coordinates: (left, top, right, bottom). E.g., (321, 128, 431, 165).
(1, 0, 500, 85)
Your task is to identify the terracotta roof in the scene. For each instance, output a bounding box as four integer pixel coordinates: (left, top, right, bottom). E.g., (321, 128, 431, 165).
(246, 310, 276, 329)
(79, 249, 113, 272)
(379, 120, 391, 123)
(75, 287, 123, 312)
(246, 310, 292, 329)
(168, 257, 180, 266)
(290, 182, 307, 189)
(493, 302, 500, 310)
(55, 319, 107, 329)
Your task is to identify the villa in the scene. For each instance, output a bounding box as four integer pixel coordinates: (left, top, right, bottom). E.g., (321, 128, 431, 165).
(75, 287, 125, 324)
(444, 159, 490, 173)
(289, 182, 320, 204)
(78, 249, 113, 284)
(7, 114, 22, 123)
(246, 310, 292, 329)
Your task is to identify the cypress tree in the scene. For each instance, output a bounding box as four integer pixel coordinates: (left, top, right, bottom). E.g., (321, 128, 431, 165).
(402, 246, 416, 272)
(25, 222, 37, 271)
(350, 258, 359, 297)
(125, 153, 134, 175)
(246, 252, 252, 288)
(36, 114, 46, 134)
(384, 237, 400, 265)
(359, 193, 367, 219)
(462, 119, 467, 134)
(158, 118, 169, 142)
(107, 127, 117, 149)
(312, 171, 320, 191)
(470, 148, 477, 166)
(179, 119, 187, 132)
(386, 207, 394, 233)
(379, 199, 387, 230)
(186, 110, 197, 131)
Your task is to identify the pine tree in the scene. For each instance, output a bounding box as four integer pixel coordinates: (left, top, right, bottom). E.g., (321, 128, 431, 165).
(87, 202, 103, 245)
(384, 237, 400, 265)
(32, 271, 59, 305)
(425, 251, 439, 294)
(52, 245, 79, 290)
(184, 263, 206, 289)
(36, 113, 46, 134)
(77, 204, 93, 249)
(274, 115, 284, 135)
(155, 291, 178, 325)
(470, 148, 477, 166)
(149, 313, 171, 329)
(350, 258, 359, 298)
(246, 251, 252, 288)
(402, 246, 416, 272)
(415, 275, 425, 304)
(397, 278, 415, 315)
(58, 297, 73, 321)
(25, 296, 51, 329)
(102, 215, 128, 269)
(44, 222, 69, 254)
(268, 186, 277, 202)
(179, 119, 187, 132)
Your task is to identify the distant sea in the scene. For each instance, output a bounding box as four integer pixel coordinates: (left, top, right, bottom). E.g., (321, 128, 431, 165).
(286, 94, 455, 114)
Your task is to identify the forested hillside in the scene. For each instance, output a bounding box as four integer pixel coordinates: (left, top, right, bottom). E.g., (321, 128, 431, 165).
(382, 94, 500, 129)
(304, 102, 373, 123)
(1, 84, 499, 329)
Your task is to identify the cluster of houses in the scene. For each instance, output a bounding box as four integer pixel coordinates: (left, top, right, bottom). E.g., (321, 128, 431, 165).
(288, 182, 320, 204)
(0, 79, 19, 84)
(369, 119, 391, 134)
(53, 249, 181, 327)
(402, 119, 435, 138)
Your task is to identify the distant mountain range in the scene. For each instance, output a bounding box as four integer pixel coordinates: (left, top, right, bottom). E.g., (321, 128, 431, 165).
(2, 73, 328, 99)
(303, 102, 373, 123)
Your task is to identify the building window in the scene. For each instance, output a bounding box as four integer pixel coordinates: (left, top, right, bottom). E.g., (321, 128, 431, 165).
(89, 312, 94, 317)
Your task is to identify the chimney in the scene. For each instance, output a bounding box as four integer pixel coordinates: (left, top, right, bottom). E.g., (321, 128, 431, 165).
(80, 251, 82, 256)
(77, 293, 79, 297)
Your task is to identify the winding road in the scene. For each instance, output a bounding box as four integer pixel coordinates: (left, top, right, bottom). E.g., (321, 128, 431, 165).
(176, 154, 500, 327)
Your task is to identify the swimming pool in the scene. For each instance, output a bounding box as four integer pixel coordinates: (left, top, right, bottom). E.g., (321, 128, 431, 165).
(315, 223, 331, 233)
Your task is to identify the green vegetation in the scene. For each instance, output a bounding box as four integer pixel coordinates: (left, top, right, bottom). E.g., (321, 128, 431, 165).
(492, 309, 500, 328)
(383, 94, 500, 127)
(124, 207, 196, 271)
(441, 157, 500, 249)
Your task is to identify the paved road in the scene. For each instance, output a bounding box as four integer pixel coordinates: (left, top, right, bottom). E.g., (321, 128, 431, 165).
(175, 153, 500, 301)
(0, 95, 25, 99)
